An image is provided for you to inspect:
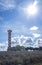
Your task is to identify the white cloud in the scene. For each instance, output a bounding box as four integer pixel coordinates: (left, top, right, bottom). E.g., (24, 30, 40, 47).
(0, 42, 8, 51)
(0, 35, 33, 50)
(32, 33, 41, 38)
(11, 35, 33, 46)
(30, 26, 39, 31)
(30, 26, 41, 38)
(37, 39, 42, 47)
(0, 0, 16, 10)
(0, 35, 42, 51)
(33, 38, 42, 48)
(33, 42, 39, 48)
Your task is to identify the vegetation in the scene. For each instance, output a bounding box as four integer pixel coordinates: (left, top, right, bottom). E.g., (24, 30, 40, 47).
(0, 46, 42, 65)
(8, 45, 42, 51)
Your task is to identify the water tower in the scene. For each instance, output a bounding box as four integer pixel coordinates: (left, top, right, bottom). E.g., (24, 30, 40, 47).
(7, 30, 12, 50)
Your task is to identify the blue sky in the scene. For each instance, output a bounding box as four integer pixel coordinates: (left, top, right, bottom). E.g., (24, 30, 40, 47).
(0, 0, 42, 50)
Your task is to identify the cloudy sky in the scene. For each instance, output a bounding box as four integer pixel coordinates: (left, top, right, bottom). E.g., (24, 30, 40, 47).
(0, 0, 42, 50)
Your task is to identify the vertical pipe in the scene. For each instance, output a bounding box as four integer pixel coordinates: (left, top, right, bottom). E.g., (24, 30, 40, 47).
(7, 30, 12, 50)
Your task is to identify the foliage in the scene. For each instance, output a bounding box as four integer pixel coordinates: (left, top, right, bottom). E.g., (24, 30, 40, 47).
(0, 47, 42, 65)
